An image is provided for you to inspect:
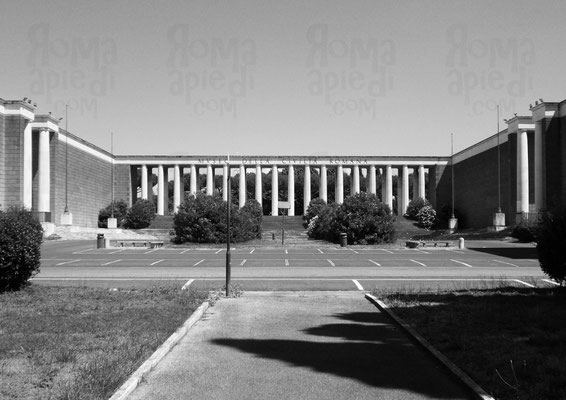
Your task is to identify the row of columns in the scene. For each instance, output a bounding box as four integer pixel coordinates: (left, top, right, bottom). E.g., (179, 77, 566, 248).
(139, 163, 430, 216)
(22, 123, 52, 214)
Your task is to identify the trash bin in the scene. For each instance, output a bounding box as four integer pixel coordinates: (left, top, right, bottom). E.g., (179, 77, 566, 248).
(97, 233, 105, 249)
(339, 232, 347, 247)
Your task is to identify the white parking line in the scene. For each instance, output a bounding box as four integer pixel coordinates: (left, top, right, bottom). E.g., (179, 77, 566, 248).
(181, 279, 194, 290)
(101, 259, 121, 266)
(513, 279, 535, 288)
(285, 259, 289, 266)
(72, 249, 93, 254)
(527, 259, 538, 263)
(240, 259, 247, 266)
(350, 248, 359, 254)
(352, 279, 364, 291)
(180, 249, 191, 254)
(327, 259, 335, 267)
(410, 259, 427, 267)
(109, 249, 126, 254)
(150, 259, 165, 266)
(368, 260, 381, 266)
(56, 259, 81, 266)
(542, 279, 560, 286)
(412, 249, 430, 254)
(215, 249, 222, 254)
(493, 259, 519, 267)
(144, 249, 158, 254)
(194, 259, 205, 266)
(250, 248, 255, 254)
(450, 259, 473, 267)
(285, 249, 288, 254)
(317, 249, 323, 254)
(380, 249, 394, 254)
(449, 250, 465, 254)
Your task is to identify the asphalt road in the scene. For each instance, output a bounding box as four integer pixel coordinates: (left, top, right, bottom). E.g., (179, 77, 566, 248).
(34, 240, 554, 291)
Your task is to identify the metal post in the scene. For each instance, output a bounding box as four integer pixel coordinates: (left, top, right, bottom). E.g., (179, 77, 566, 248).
(226, 164, 231, 297)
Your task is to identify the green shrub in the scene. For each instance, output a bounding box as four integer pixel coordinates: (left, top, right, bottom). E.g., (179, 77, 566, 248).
(307, 193, 395, 244)
(0, 207, 43, 292)
(98, 200, 129, 228)
(124, 199, 156, 229)
(536, 211, 566, 285)
(511, 219, 539, 243)
(416, 205, 437, 230)
(305, 198, 327, 223)
(173, 194, 262, 243)
(406, 197, 430, 219)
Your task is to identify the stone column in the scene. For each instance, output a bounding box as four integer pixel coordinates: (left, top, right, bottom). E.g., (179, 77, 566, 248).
(336, 164, 344, 204)
(384, 165, 393, 210)
(23, 121, 32, 209)
(141, 165, 148, 199)
(223, 164, 229, 201)
(255, 165, 262, 205)
(517, 130, 529, 213)
(320, 165, 327, 202)
(190, 164, 197, 195)
(412, 169, 419, 200)
(352, 165, 360, 195)
(288, 165, 295, 216)
(157, 165, 165, 215)
(303, 165, 311, 214)
(206, 164, 213, 196)
(402, 165, 409, 215)
(368, 165, 376, 195)
(239, 164, 246, 208)
(271, 165, 278, 216)
(418, 165, 426, 199)
(534, 121, 544, 211)
(173, 165, 181, 212)
(38, 129, 50, 213)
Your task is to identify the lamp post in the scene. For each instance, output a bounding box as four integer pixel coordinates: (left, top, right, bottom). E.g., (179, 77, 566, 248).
(226, 156, 231, 296)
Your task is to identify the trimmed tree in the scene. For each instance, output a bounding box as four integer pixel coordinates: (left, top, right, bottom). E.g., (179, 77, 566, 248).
(0, 207, 44, 292)
(536, 211, 566, 286)
(124, 199, 156, 229)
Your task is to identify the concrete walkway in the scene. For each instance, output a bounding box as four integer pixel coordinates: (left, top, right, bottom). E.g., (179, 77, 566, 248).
(127, 292, 475, 400)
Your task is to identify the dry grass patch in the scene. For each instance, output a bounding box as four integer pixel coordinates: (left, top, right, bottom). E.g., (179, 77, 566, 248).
(373, 282, 566, 400)
(0, 284, 208, 400)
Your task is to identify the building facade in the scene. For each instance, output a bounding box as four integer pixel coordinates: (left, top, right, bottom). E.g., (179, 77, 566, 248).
(1, 96, 565, 229)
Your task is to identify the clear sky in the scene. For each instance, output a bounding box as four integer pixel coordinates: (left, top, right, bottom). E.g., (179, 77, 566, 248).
(1, 0, 564, 157)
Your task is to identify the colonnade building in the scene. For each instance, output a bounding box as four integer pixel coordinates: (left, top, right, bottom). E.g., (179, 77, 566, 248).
(2, 96, 565, 230)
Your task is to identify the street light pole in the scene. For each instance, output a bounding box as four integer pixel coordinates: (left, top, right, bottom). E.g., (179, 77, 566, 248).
(226, 158, 231, 296)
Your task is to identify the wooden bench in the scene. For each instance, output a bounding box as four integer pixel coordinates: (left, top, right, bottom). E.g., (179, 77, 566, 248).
(115, 240, 164, 248)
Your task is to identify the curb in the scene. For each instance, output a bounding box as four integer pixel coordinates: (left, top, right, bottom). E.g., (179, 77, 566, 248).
(109, 301, 210, 400)
(364, 293, 495, 400)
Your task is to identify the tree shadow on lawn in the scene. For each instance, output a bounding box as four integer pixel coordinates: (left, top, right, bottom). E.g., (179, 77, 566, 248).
(212, 311, 473, 399)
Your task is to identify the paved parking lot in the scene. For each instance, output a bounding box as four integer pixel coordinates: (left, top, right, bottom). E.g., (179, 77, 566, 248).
(34, 240, 554, 291)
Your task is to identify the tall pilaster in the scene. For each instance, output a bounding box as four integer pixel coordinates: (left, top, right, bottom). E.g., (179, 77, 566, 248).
(534, 121, 544, 211)
(288, 165, 295, 216)
(352, 165, 360, 195)
(157, 165, 165, 215)
(368, 165, 376, 195)
(336, 165, 344, 204)
(320, 165, 327, 202)
(518, 130, 529, 213)
(38, 129, 50, 213)
(23, 121, 32, 209)
(190, 164, 197, 195)
(206, 164, 214, 196)
(141, 165, 148, 199)
(303, 165, 311, 214)
(255, 165, 262, 205)
(239, 164, 246, 208)
(173, 165, 181, 212)
(271, 165, 278, 216)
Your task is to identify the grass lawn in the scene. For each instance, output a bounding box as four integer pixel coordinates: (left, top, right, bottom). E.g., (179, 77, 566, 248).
(0, 284, 209, 400)
(373, 283, 566, 400)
